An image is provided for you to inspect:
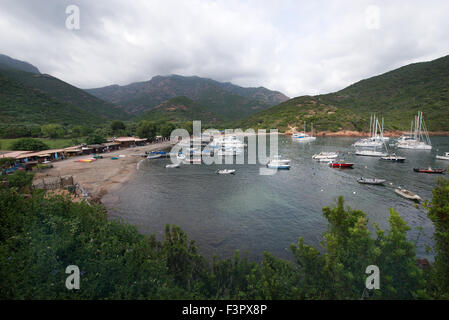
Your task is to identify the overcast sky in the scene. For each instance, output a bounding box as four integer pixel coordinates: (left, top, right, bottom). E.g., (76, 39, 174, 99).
(1, 0, 448, 97)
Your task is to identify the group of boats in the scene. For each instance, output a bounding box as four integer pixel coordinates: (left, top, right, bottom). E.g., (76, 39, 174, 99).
(297, 112, 448, 203)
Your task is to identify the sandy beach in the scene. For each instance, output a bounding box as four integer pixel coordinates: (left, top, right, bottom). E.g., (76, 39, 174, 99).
(34, 141, 174, 203)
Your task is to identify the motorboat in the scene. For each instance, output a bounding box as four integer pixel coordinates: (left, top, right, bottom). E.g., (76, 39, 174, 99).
(216, 169, 236, 174)
(357, 177, 386, 185)
(413, 167, 445, 174)
(270, 155, 290, 164)
(436, 152, 449, 161)
(355, 150, 387, 157)
(329, 161, 354, 168)
(395, 187, 422, 202)
(380, 154, 406, 162)
(176, 153, 186, 160)
(165, 163, 180, 168)
(312, 152, 338, 160)
(267, 160, 291, 169)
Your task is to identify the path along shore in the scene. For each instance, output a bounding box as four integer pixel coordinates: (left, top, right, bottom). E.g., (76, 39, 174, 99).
(34, 141, 174, 203)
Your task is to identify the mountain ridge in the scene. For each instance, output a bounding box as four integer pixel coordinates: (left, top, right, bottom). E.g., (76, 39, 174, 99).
(86, 74, 289, 120)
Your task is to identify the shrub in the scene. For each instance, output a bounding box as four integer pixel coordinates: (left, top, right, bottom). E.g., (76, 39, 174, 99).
(11, 138, 49, 151)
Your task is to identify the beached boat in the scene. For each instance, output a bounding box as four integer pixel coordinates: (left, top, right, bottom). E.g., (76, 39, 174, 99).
(357, 177, 386, 185)
(436, 152, 449, 161)
(413, 167, 445, 174)
(165, 163, 180, 168)
(147, 154, 162, 159)
(395, 187, 422, 202)
(380, 154, 406, 162)
(216, 169, 236, 175)
(355, 150, 387, 157)
(329, 161, 354, 168)
(77, 158, 96, 163)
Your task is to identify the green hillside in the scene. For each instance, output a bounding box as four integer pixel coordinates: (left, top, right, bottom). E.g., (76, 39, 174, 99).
(86, 75, 288, 121)
(238, 55, 449, 132)
(138, 96, 219, 124)
(0, 72, 102, 126)
(0, 68, 130, 121)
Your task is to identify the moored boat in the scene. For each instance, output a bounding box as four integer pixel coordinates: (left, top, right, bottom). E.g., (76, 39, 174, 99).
(165, 163, 180, 168)
(312, 152, 338, 160)
(357, 177, 386, 185)
(355, 150, 387, 157)
(380, 154, 406, 162)
(329, 161, 354, 168)
(267, 160, 291, 169)
(216, 169, 236, 174)
(395, 187, 422, 202)
(413, 167, 445, 174)
(436, 152, 449, 161)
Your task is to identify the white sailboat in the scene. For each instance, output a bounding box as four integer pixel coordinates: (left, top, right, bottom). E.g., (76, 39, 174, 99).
(353, 114, 384, 147)
(292, 122, 316, 142)
(397, 111, 432, 150)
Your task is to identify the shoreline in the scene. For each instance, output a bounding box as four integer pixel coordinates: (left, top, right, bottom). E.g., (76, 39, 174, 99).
(285, 130, 449, 137)
(34, 141, 174, 204)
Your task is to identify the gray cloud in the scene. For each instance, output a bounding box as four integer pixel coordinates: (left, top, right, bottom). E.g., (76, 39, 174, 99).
(0, 0, 448, 97)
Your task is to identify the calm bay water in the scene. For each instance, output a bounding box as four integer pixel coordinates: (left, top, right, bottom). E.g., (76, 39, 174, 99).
(105, 136, 449, 262)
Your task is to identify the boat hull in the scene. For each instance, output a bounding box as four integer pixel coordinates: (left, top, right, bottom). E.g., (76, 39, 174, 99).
(413, 168, 445, 174)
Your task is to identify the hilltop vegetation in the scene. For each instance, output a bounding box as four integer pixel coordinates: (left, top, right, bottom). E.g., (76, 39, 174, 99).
(0, 68, 130, 122)
(0, 72, 102, 126)
(238, 55, 449, 132)
(86, 74, 288, 120)
(137, 96, 219, 125)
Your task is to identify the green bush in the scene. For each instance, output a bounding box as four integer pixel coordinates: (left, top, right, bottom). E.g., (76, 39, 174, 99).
(11, 138, 49, 151)
(6, 171, 34, 191)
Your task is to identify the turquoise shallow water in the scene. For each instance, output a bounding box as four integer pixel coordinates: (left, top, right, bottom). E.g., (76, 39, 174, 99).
(105, 136, 449, 262)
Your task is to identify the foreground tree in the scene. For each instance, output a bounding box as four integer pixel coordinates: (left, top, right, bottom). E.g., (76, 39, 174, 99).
(425, 178, 449, 298)
(290, 197, 426, 299)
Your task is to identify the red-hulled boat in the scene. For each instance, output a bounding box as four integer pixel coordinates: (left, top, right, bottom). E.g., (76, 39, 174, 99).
(329, 162, 354, 168)
(413, 167, 445, 174)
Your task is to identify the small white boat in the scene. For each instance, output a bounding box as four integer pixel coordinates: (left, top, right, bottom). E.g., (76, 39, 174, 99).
(147, 154, 162, 159)
(176, 154, 186, 160)
(312, 152, 338, 160)
(165, 163, 180, 168)
(395, 187, 422, 202)
(355, 150, 387, 157)
(216, 169, 236, 174)
(267, 160, 291, 169)
(292, 122, 316, 142)
(380, 154, 406, 162)
(270, 155, 290, 164)
(436, 152, 449, 161)
(357, 177, 386, 185)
